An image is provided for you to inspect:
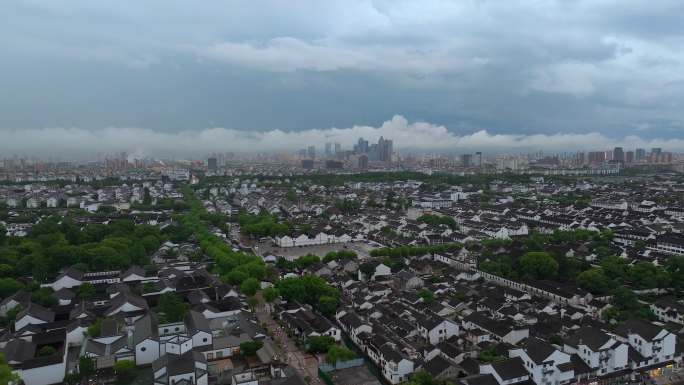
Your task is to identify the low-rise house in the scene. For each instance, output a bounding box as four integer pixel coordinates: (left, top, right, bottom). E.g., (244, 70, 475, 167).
(186, 310, 213, 350)
(614, 320, 676, 370)
(462, 312, 529, 345)
(0, 291, 31, 317)
(1, 329, 68, 385)
(281, 308, 341, 342)
(650, 297, 684, 324)
(121, 266, 150, 282)
(338, 312, 372, 346)
(15, 303, 55, 331)
(152, 335, 208, 385)
(378, 344, 415, 384)
(394, 270, 424, 290)
(508, 338, 574, 385)
(417, 316, 459, 345)
(49, 268, 84, 291)
(562, 327, 629, 377)
(196, 298, 243, 319)
(423, 355, 460, 380)
(53, 288, 76, 305)
(479, 357, 530, 385)
(105, 292, 149, 317)
(134, 313, 161, 365)
(82, 318, 134, 369)
(364, 263, 391, 281)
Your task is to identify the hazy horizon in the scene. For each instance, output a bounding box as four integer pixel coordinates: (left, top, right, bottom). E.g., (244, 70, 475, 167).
(0, 115, 683, 159)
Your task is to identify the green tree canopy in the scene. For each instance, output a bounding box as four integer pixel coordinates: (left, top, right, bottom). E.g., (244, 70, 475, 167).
(326, 345, 355, 364)
(479, 347, 504, 363)
(306, 336, 335, 353)
(406, 371, 439, 385)
(113, 360, 136, 382)
(480, 256, 516, 279)
(157, 293, 188, 323)
(629, 262, 670, 289)
(599, 256, 629, 282)
(612, 286, 640, 311)
(317, 296, 339, 317)
(238, 211, 290, 238)
(240, 341, 263, 357)
(0, 353, 19, 385)
(519, 252, 558, 280)
(665, 256, 684, 294)
(240, 278, 260, 296)
(323, 250, 357, 262)
(419, 289, 435, 304)
(295, 254, 321, 269)
(78, 357, 96, 379)
(38, 346, 57, 357)
(276, 275, 340, 315)
(30, 287, 57, 307)
(223, 270, 249, 285)
(0, 278, 23, 299)
(78, 282, 96, 299)
(359, 261, 378, 278)
(577, 268, 613, 295)
(87, 318, 103, 337)
(263, 287, 279, 303)
(417, 214, 457, 229)
(286, 189, 298, 202)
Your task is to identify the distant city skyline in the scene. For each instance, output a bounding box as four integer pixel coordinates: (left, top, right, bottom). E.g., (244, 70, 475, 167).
(1, 115, 684, 159)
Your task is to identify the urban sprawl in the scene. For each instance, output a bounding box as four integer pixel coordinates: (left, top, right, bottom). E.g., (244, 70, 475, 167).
(1, 141, 684, 385)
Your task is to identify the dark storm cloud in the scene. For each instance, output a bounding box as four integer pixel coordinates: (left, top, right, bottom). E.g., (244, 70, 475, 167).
(0, 0, 683, 155)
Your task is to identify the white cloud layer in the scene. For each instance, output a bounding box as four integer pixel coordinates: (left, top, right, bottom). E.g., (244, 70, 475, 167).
(1, 116, 682, 159)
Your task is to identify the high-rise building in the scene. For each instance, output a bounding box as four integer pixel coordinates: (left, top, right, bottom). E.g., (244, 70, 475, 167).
(605, 150, 614, 162)
(334, 143, 341, 154)
(613, 147, 624, 163)
(325, 160, 343, 169)
(307, 146, 316, 159)
(378, 136, 393, 162)
(301, 159, 314, 169)
(355, 138, 369, 154)
(625, 151, 634, 164)
(649, 148, 663, 163)
(461, 154, 473, 167)
(635, 148, 646, 161)
(358, 154, 369, 169)
(368, 143, 378, 159)
(325, 142, 332, 155)
(588, 151, 606, 164)
(207, 157, 217, 172)
(475, 152, 483, 167)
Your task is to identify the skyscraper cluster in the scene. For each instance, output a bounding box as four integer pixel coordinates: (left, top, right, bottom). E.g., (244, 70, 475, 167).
(579, 147, 672, 165)
(324, 142, 342, 156)
(354, 136, 393, 162)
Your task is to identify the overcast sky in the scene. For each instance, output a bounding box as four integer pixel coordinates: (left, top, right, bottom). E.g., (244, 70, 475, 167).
(1, 0, 684, 156)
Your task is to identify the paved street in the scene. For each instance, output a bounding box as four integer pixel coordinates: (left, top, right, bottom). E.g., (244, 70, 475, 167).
(253, 240, 379, 260)
(256, 304, 321, 384)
